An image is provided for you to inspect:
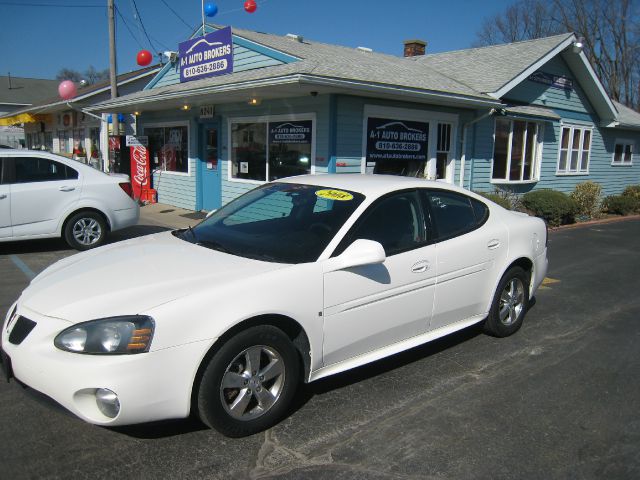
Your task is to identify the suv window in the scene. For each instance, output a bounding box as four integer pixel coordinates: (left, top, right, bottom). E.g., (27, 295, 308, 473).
(335, 190, 427, 257)
(13, 157, 78, 183)
(426, 191, 488, 240)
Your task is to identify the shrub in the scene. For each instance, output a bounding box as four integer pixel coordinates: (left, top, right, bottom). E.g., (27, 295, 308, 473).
(622, 185, 640, 202)
(521, 189, 578, 226)
(570, 181, 602, 219)
(476, 191, 511, 210)
(603, 195, 640, 215)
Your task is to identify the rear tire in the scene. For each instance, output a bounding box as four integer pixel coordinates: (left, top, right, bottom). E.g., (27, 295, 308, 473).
(63, 211, 107, 250)
(196, 325, 300, 437)
(483, 266, 529, 337)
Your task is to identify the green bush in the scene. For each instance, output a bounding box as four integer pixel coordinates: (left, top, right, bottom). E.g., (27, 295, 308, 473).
(570, 181, 602, 219)
(476, 192, 512, 210)
(521, 189, 578, 226)
(622, 185, 640, 202)
(603, 195, 640, 215)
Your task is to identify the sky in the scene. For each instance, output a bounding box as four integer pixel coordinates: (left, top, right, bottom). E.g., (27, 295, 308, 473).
(0, 0, 515, 80)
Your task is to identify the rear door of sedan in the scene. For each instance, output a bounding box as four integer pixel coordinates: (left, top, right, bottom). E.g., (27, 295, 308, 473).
(8, 155, 81, 237)
(322, 189, 437, 366)
(424, 190, 508, 331)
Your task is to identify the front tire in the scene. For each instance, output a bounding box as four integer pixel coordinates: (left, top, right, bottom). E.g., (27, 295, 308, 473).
(64, 211, 107, 250)
(483, 266, 529, 337)
(196, 325, 300, 437)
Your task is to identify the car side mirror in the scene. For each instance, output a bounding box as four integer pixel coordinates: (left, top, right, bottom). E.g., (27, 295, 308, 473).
(324, 239, 386, 272)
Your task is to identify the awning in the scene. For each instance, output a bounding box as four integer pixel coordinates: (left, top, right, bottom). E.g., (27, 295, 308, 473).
(504, 105, 561, 120)
(0, 113, 40, 126)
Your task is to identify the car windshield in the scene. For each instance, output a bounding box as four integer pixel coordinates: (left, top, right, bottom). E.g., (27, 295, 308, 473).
(176, 183, 365, 263)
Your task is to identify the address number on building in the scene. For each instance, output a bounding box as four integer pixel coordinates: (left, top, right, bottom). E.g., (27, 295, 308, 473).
(183, 60, 228, 79)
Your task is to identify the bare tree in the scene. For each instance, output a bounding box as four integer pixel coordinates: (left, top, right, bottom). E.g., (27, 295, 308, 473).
(56, 66, 110, 86)
(475, 0, 640, 109)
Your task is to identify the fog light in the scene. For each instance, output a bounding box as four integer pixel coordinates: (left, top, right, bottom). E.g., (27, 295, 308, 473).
(95, 388, 120, 418)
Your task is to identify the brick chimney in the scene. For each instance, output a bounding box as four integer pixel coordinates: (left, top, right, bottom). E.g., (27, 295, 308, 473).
(403, 39, 427, 57)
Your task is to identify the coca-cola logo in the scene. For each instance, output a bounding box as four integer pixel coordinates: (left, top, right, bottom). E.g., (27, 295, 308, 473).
(131, 146, 149, 187)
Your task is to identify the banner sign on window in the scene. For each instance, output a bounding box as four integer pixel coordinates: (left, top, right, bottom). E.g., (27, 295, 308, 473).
(528, 71, 574, 91)
(179, 26, 233, 83)
(269, 120, 312, 144)
(366, 117, 428, 162)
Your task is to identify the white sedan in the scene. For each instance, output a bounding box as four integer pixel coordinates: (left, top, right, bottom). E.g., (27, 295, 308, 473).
(1, 174, 547, 437)
(0, 150, 139, 250)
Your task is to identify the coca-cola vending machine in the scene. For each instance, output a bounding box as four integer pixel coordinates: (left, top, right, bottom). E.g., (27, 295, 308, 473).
(127, 135, 155, 203)
(108, 135, 131, 176)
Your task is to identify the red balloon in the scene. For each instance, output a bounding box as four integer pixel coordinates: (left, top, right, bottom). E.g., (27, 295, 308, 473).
(137, 50, 153, 66)
(244, 0, 257, 13)
(58, 80, 77, 100)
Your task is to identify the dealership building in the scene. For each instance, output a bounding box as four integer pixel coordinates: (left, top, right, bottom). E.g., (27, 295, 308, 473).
(90, 25, 640, 211)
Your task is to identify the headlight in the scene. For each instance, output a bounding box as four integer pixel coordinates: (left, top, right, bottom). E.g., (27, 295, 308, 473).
(54, 316, 155, 354)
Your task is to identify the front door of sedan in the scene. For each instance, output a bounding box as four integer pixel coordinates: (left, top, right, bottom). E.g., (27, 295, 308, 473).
(322, 190, 437, 367)
(0, 157, 11, 238)
(9, 156, 81, 237)
(425, 190, 508, 331)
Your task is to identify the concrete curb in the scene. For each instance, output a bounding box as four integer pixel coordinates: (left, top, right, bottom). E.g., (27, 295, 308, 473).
(549, 214, 640, 232)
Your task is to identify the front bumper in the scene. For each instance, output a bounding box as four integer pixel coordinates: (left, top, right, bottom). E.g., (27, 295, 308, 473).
(2, 304, 212, 426)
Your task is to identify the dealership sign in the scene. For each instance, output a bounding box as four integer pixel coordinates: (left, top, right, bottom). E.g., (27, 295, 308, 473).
(269, 121, 312, 144)
(528, 71, 574, 91)
(366, 117, 429, 162)
(179, 27, 233, 83)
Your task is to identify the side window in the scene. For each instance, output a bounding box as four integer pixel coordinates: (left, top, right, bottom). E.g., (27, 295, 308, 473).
(13, 157, 78, 184)
(427, 191, 487, 240)
(335, 190, 426, 257)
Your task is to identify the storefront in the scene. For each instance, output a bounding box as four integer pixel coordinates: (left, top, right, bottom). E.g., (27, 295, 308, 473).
(88, 25, 640, 212)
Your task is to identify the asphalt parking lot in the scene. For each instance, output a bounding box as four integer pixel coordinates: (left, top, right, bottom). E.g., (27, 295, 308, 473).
(1, 218, 639, 479)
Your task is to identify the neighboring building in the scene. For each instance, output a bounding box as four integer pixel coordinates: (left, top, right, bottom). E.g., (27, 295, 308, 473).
(87, 25, 640, 211)
(0, 75, 59, 148)
(0, 66, 159, 170)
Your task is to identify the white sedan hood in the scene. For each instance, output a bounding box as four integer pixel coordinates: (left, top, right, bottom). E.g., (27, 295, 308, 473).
(20, 232, 285, 322)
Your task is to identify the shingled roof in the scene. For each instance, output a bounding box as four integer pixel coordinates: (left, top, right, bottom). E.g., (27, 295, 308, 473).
(0, 76, 59, 106)
(416, 33, 575, 95)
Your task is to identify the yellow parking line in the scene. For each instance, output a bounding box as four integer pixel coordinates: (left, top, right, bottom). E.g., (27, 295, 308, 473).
(539, 277, 560, 290)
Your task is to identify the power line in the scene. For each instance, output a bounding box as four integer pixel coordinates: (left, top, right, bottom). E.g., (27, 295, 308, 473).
(115, 5, 145, 50)
(130, 0, 158, 52)
(159, 0, 195, 32)
(0, 1, 103, 6)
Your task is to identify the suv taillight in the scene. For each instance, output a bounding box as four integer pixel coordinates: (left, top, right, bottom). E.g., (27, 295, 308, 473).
(119, 182, 133, 198)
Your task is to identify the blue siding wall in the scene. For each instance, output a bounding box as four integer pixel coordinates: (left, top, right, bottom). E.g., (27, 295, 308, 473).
(504, 56, 595, 115)
(469, 55, 640, 196)
(145, 27, 292, 91)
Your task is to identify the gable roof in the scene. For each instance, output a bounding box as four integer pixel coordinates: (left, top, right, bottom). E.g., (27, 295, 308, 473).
(1, 65, 160, 118)
(611, 101, 640, 130)
(418, 33, 618, 123)
(89, 25, 501, 113)
(0, 76, 59, 106)
(417, 33, 575, 95)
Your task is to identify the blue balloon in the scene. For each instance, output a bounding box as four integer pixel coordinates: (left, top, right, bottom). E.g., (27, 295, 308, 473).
(204, 3, 218, 17)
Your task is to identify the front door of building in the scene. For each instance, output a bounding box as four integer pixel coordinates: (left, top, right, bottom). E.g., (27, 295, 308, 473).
(200, 123, 221, 211)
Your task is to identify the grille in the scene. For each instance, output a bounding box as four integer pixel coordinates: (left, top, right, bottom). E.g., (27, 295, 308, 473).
(8, 316, 37, 345)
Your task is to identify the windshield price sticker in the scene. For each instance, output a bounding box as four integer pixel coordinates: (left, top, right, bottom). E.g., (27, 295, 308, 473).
(315, 189, 354, 201)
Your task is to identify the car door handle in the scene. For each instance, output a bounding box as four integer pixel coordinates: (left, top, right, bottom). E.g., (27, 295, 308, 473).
(487, 239, 501, 250)
(59, 186, 76, 192)
(0, 194, 6, 200)
(411, 260, 430, 273)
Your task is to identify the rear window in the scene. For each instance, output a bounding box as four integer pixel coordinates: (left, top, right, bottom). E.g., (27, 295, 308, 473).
(427, 191, 488, 240)
(13, 156, 78, 183)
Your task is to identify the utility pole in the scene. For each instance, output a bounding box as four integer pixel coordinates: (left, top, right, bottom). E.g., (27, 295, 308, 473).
(107, 0, 119, 138)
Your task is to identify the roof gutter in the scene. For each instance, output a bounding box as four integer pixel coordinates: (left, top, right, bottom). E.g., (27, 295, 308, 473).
(88, 73, 501, 112)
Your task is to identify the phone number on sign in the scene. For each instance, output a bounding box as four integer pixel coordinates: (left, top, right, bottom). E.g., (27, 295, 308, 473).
(183, 59, 228, 78)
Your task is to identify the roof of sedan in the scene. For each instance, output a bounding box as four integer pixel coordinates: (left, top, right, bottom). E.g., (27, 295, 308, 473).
(278, 174, 470, 197)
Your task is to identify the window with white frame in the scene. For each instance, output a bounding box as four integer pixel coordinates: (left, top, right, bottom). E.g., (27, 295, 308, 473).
(492, 118, 541, 182)
(145, 125, 189, 173)
(230, 118, 313, 182)
(557, 125, 591, 174)
(612, 140, 633, 166)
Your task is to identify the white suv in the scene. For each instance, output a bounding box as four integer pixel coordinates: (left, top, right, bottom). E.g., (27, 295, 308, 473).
(0, 150, 139, 250)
